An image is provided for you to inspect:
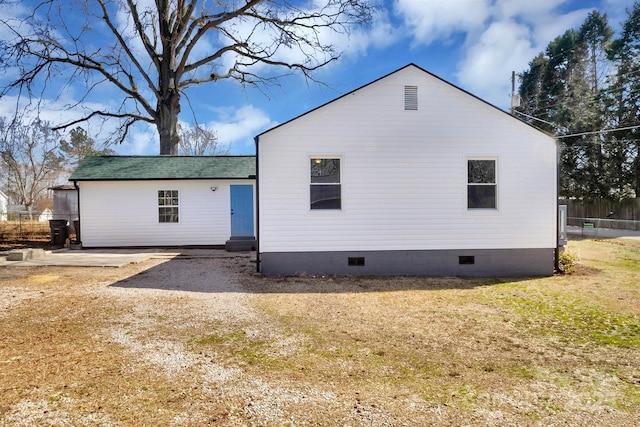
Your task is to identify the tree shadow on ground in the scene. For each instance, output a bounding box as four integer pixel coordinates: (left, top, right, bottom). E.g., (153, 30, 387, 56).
(110, 253, 538, 294)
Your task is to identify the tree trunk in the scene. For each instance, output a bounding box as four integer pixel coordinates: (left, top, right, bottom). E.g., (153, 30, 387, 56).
(157, 91, 181, 155)
(157, 0, 181, 156)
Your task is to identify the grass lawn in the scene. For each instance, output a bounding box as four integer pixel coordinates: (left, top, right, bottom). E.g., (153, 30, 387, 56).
(0, 238, 638, 425)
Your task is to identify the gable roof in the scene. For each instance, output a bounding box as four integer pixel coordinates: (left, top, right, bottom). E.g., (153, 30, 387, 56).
(256, 63, 553, 139)
(69, 155, 256, 181)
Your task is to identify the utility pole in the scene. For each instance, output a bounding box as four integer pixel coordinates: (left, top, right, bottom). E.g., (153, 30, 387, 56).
(510, 71, 518, 115)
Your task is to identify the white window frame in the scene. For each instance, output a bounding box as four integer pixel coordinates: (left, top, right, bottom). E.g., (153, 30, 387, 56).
(158, 189, 180, 223)
(309, 156, 342, 211)
(466, 157, 498, 210)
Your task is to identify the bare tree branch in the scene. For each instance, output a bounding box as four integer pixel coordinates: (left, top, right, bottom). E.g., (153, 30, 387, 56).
(0, 0, 374, 155)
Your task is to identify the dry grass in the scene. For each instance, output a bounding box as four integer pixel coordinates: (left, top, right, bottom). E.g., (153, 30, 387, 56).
(0, 222, 52, 251)
(0, 239, 639, 426)
(0, 221, 50, 239)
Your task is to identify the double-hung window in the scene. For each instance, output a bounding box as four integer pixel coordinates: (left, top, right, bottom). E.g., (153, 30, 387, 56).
(467, 159, 497, 209)
(158, 190, 179, 222)
(310, 158, 341, 210)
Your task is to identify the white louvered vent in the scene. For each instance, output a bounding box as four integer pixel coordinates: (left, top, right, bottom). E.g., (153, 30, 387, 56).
(404, 85, 418, 110)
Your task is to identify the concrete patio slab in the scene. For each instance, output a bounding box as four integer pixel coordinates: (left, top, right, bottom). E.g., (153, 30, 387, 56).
(0, 248, 245, 267)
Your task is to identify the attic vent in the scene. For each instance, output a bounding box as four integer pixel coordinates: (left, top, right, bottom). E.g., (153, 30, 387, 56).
(404, 85, 418, 110)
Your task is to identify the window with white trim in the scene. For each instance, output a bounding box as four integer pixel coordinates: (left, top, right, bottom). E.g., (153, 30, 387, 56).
(467, 159, 497, 209)
(310, 158, 341, 210)
(158, 190, 179, 222)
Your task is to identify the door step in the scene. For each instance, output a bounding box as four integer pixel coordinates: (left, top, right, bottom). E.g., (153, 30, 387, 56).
(225, 236, 256, 252)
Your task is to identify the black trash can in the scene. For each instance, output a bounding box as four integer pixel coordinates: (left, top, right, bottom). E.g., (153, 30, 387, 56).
(49, 219, 69, 247)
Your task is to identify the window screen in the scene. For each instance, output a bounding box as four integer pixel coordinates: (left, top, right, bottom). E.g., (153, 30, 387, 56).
(158, 190, 179, 222)
(467, 160, 496, 209)
(310, 158, 341, 210)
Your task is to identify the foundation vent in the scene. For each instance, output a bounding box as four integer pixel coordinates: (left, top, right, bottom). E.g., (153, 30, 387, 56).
(348, 257, 365, 266)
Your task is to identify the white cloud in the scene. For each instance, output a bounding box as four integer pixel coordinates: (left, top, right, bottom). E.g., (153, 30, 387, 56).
(116, 123, 158, 155)
(206, 105, 277, 153)
(394, 0, 491, 44)
(116, 104, 277, 155)
(454, 1, 593, 108)
(338, 7, 400, 58)
(456, 20, 536, 107)
(0, 91, 159, 155)
(390, 0, 603, 108)
(605, 0, 637, 27)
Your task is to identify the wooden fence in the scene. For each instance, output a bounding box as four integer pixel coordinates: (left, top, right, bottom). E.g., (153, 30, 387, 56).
(560, 198, 640, 231)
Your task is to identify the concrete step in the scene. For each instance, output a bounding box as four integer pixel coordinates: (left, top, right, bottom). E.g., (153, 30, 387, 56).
(7, 249, 50, 261)
(225, 238, 256, 252)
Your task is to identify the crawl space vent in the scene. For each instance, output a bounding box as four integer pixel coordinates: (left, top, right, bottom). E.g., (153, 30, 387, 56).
(348, 257, 365, 266)
(459, 256, 475, 265)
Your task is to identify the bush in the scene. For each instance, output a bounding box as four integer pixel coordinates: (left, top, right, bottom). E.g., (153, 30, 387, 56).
(558, 249, 580, 274)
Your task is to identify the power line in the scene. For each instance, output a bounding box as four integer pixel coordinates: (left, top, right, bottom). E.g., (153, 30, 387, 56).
(514, 109, 640, 140)
(556, 123, 640, 139)
(513, 110, 555, 127)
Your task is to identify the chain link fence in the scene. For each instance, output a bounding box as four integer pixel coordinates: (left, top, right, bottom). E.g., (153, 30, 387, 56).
(0, 213, 51, 240)
(561, 198, 640, 231)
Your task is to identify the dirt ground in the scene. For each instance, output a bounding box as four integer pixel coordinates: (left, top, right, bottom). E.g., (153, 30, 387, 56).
(0, 239, 639, 426)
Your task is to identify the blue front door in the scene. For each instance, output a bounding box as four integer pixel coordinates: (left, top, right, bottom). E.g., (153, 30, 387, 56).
(230, 185, 254, 237)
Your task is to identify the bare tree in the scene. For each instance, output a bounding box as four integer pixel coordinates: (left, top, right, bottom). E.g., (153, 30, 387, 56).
(179, 124, 228, 156)
(0, 0, 373, 155)
(0, 118, 64, 219)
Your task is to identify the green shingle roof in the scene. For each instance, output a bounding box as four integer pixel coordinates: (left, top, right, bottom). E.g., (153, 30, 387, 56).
(69, 156, 256, 181)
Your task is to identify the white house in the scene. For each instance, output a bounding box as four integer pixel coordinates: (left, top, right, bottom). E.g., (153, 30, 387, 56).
(37, 207, 53, 222)
(256, 64, 558, 277)
(0, 189, 7, 221)
(69, 156, 256, 248)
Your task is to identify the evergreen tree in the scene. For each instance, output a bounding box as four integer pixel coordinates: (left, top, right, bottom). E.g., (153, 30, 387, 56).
(517, 11, 614, 200)
(59, 127, 115, 170)
(605, 3, 640, 198)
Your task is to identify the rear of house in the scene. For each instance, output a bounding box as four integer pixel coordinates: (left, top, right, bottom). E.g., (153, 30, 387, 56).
(256, 64, 558, 277)
(70, 156, 255, 247)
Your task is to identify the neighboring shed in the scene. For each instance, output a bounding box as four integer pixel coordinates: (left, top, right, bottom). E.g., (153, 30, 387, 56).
(69, 156, 256, 248)
(51, 184, 79, 231)
(256, 64, 558, 277)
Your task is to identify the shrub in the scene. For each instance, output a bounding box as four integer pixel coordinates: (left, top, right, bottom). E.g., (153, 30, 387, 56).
(558, 249, 580, 274)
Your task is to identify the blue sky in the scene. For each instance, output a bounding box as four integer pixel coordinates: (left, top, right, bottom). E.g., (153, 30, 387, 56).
(0, 0, 636, 155)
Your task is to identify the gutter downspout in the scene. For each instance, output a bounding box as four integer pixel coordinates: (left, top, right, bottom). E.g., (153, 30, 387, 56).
(554, 139, 561, 273)
(254, 136, 260, 274)
(73, 180, 81, 244)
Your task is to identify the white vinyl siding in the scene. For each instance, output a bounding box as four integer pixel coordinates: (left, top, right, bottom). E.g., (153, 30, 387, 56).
(258, 65, 557, 254)
(78, 179, 254, 247)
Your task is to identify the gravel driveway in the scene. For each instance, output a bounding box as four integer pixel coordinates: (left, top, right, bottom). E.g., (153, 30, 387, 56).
(1, 245, 639, 426)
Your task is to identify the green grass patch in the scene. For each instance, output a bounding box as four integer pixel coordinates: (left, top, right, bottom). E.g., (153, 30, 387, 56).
(488, 284, 640, 348)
